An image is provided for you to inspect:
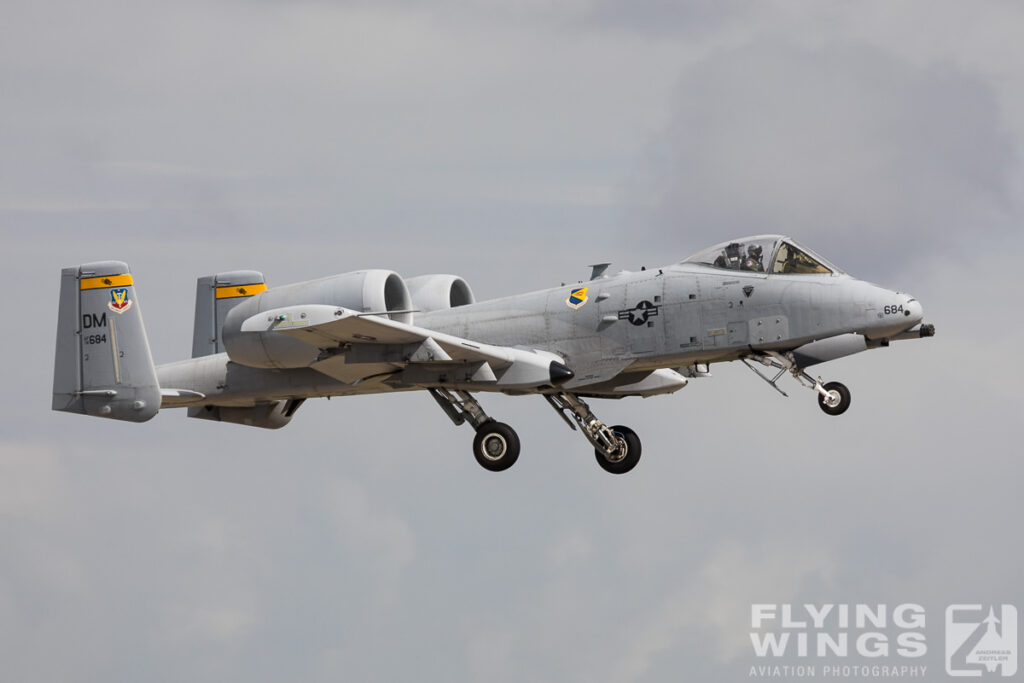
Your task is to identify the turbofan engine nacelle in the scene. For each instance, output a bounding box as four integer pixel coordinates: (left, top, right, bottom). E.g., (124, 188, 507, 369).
(222, 270, 412, 369)
(405, 274, 475, 312)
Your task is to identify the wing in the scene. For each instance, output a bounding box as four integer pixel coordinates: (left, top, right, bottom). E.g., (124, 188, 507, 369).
(241, 304, 572, 390)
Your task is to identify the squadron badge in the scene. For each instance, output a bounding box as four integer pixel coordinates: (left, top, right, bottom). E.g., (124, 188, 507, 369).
(108, 287, 133, 314)
(566, 286, 588, 310)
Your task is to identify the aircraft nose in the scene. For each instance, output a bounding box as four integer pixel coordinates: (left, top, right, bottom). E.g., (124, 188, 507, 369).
(904, 297, 924, 326)
(864, 286, 928, 340)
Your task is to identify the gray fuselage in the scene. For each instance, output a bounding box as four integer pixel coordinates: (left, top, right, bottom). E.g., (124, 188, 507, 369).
(419, 263, 920, 369)
(157, 261, 922, 405)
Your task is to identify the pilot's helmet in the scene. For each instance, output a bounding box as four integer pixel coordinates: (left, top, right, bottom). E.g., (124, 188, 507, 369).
(748, 244, 763, 260)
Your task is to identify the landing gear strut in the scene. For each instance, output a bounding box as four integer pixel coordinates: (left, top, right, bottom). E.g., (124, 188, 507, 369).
(429, 388, 520, 471)
(429, 388, 641, 473)
(545, 393, 642, 474)
(742, 352, 852, 416)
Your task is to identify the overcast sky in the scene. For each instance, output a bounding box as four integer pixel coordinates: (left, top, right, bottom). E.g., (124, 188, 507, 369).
(2, 1, 1022, 681)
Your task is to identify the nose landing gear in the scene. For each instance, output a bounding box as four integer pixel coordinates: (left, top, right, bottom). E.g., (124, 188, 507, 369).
(817, 381, 851, 416)
(742, 352, 852, 416)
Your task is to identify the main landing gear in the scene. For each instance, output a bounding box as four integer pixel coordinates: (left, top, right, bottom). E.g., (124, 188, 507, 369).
(429, 388, 641, 474)
(429, 388, 520, 471)
(741, 351, 852, 416)
(545, 393, 641, 474)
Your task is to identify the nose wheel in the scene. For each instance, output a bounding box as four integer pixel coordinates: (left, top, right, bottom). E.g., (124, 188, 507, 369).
(817, 381, 851, 416)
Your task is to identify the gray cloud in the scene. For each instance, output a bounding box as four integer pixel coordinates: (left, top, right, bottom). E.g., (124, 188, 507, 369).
(583, 0, 754, 35)
(643, 41, 1016, 279)
(2, 2, 1023, 682)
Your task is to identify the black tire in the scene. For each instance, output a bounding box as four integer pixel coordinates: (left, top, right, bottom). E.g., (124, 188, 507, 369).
(473, 421, 520, 472)
(818, 381, 851, 416)
(594, 425, 642, 474)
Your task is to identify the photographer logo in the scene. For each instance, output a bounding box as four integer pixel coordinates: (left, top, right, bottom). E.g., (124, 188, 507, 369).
(945, 605, 1017, 677)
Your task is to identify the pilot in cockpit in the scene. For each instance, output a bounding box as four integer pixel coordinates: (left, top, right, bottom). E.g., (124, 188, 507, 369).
(742, 244, 764, 272)
(713, 242, 764, 272)
(713, 242, 743, 269)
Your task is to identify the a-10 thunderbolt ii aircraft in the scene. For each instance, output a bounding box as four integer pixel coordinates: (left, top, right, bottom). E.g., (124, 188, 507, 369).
(53, 235, 934, 474)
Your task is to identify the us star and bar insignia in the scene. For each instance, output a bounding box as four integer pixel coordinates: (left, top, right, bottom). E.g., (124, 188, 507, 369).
(618, 300, 659, 326)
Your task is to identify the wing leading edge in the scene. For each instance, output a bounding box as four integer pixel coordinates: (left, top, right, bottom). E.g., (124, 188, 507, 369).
(243, 304, 573, 390)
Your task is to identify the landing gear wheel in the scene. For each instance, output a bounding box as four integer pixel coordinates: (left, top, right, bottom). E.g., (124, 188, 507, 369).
(594, 425, 641, 475)
(818, 381, 851, 416)
(473, 421, 521, 472)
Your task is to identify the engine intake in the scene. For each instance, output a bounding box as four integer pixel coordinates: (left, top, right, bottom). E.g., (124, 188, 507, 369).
(405, 274, 475, 312)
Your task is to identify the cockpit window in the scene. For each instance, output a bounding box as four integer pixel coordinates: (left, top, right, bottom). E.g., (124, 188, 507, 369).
(683, 236, 842, 275)
(772, 242, 833, 274)
(683, 237, 779, 273)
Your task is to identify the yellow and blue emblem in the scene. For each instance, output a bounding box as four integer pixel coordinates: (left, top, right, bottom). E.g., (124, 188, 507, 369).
(108, 287, 133, 314)
(565, 286, 588, 310)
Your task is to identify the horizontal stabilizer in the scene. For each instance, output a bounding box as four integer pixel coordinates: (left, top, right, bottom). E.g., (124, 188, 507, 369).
(160, 388, 206, 408)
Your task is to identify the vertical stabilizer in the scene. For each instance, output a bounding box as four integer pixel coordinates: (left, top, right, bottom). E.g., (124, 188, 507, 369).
(52, 261, 160, 422)
(191, 270, 266, 357)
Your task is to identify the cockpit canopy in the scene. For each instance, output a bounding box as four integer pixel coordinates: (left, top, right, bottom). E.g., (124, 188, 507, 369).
(682, 235, 841, 275)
